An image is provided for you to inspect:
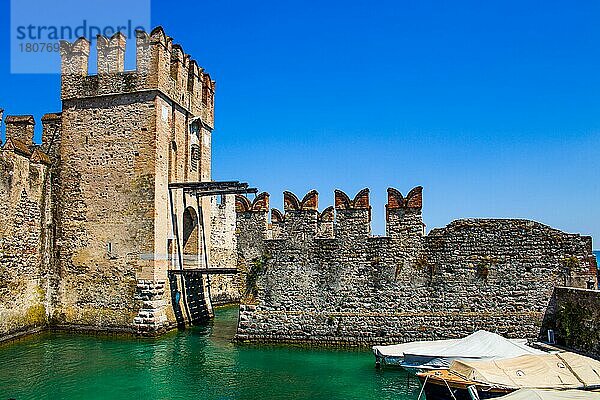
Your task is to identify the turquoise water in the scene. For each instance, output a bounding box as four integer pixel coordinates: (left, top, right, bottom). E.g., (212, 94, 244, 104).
(595, 251, 600, 266)
(0, 306, 421, 400)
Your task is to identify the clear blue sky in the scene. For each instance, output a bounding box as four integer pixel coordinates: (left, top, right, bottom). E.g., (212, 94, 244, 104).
(0, 1, 599, 245)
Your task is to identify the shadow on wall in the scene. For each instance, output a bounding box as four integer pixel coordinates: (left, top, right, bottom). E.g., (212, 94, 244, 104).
(541, 287, 600, 359)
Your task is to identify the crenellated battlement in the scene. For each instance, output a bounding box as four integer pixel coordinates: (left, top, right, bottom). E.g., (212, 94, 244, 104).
(1, 113, 55, 167)
(387, 186, 422, 209)
(60, 26, 215, 126)
(59, 37, 91, 76)
(1, 27, 225, 342)
(40, 113, 62, 157)
(334, 188, 371, 210)
(385, 186, 425, 237)
(235, 192, 270, 213)
(235, 187, 424, 242)
(4, 115, 35, 145)
(235, 186, 598, 346)
(284, 190, 319, 211)
(97, 32, 126, 74)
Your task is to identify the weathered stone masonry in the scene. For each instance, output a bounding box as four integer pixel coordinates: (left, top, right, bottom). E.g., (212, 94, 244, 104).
(1, 26, 597, 350)
(0, 115, 54, 340)
(0, 27, 239, 342)
(542, 287, 600, 359)
(55, 28, 218, 334)
(209, 194, 241, 305)
(235, 188, 597, 346)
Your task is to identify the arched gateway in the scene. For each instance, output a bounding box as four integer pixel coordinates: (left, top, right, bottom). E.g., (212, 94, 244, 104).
(168, 181, 257, 327)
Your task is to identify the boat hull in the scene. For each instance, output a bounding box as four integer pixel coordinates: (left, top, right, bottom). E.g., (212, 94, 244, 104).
(374, 355, 404, 368)
(422, 382, 510, 400)
(417, 370, 512, 400)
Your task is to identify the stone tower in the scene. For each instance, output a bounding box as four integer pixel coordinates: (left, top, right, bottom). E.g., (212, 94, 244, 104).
(55, 27, 216, 333)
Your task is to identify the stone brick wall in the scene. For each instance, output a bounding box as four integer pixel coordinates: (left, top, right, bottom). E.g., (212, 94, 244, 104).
(54, 92, 159, 332)
(542, 287, 600, 358)
(4, 116, 35, 144)
(51, 27, 224, 336)
(235, 188, 597, 346)
(59, 29, 215, 126)
(0, 27, 239, 341)
(209, 194, 241, 305)
(0, 120, 54, 340)
(235, 192, 270, 260)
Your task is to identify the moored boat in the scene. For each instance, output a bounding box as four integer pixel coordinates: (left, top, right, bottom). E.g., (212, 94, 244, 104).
(416, 368, 511, 399)
(416, 352, 600, 400)
(373, 330, 542, 370)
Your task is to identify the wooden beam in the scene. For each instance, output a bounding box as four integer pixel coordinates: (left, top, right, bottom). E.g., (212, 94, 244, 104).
(168, 180, 258, 197)
(168, 268, 239, 275)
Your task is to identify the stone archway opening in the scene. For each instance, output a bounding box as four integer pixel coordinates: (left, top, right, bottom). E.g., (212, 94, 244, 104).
(166, 181, 257, 329)
(172, 206, 209, 326)
(182, 206, 199, 263)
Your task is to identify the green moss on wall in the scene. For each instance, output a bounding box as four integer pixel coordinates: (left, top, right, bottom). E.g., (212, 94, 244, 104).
(244, 255, 270, 303)
(24, 304, 47, 326)
(555, 294, 598, 354)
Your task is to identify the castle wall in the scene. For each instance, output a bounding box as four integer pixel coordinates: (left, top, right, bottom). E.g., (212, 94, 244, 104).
(60, 30, 215, 127)
(235, 192, 270, 269)
(53, 28, 220, 335)
(542, 287, 600, 359)
(0, 27, 237, 341)
(54, 93, 158, 332)
(236, 188, 597, 346)
(4, 116, 35, 144)
(8, 26, 594, 347)
(208, 194, 240, 305)
(0, 134, 53, 340)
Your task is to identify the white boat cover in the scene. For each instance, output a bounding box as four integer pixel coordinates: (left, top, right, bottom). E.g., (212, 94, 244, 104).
(373, 338, 461, 358)
(497, 389, 600, 400)
(372, 330, 543, 368)
(451, 352, 600, 390)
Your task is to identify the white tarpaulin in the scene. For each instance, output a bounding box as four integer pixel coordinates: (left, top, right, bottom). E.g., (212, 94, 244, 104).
(372, 330, 543, 369)
(373, 338, 460, 359)
(451, 352, 600, 390)
(497, 389, 600, 400)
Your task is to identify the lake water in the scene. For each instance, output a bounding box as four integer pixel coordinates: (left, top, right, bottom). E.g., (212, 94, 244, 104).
(0, 306, 421, 400)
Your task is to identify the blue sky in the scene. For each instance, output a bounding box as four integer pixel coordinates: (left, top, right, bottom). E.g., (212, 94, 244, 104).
(0, 1, 599, 245)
